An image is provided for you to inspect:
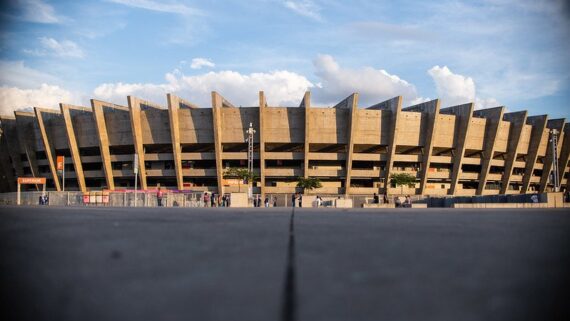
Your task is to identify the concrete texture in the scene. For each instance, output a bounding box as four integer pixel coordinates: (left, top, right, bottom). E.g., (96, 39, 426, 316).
(1, 206, 569, 321)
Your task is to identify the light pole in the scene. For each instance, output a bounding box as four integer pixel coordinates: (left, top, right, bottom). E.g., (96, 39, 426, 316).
(245, 122, 256, 199)
(549, 129, 560, 192)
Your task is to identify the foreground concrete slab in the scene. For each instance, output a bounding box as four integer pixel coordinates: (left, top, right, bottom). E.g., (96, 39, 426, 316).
(294, 208, 570, 321)
(0, 206, 291, 321)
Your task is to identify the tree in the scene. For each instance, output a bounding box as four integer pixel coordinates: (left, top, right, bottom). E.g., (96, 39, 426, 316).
(296, 176, 322, 194)
(224, 168, 258, 192)
(390, 173, 416, 195)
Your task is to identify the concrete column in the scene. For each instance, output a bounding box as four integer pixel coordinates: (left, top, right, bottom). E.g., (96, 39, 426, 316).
(521, 115, 548, 194)
(474, 107, 505, 195)
(557, 123, 570, 189)
(167, 93, 184, 190)
(60, 104, 87, 192)
(211, 92, 224, 195)
(91, 100, 115, 190)
(402, 99, 441, 195)
(499, 111, 528, 194)
(127, 96, 148, 190)
(538, 118, 566, 192)
(336, 93, 359, 195)
(259, 91, 267, 198)
(301, 92, 311, 179)
(34, 108, 61, 191)
(366, 96, 402, 194)
(440, 103, 474, 195)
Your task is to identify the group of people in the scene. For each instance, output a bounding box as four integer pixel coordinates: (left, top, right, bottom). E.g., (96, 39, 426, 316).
(372, 193, 413, 208)
(38, 194, 49, 205)
(253, 195, 277, 207)
(202, 192, 231, 207)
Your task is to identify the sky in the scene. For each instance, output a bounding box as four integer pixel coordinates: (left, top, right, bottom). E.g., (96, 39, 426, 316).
(0, 0, 569, 119)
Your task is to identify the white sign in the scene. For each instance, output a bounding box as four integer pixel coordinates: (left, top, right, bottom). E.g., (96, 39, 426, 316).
(133, 154, 139, 174)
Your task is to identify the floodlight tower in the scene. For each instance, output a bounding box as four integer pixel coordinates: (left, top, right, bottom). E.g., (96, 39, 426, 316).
(245, 122, 256, 198)
(549, 129, 560, 192)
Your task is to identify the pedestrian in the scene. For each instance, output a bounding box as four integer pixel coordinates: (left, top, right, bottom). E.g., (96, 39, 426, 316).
(394, 196, 401, 208)
(316, 195, 322, 207)
(407, 195, 412, 207)
(39, 195, 44, 205)
(298, 194, 302, 208)
(264, 196, 269, 207)
(157, 187, 163, 207)
(383, 194, 388, 204)
(373, 193, 379, 204)
(222, 195, 226, 207)
(291, 193, 296, 207)
(204, 192, 209, 207)
(273, 196, 277, 207)
(211, 193, 216, 207)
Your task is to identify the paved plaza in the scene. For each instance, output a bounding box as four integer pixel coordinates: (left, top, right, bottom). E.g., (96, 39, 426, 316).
(1, 206, 569, 321)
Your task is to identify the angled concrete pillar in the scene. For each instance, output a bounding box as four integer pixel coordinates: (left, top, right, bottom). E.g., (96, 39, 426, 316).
(60, 104, 87, 192)
(334, 93, 359, 195)
(259, 91, 267, 198)
(499, 111, 528, 194)
(474, 107, 505, 195)
(402, 99, 440, 195)
(521, 115, 548, 194)
(34, 108, 61, 191)
(558, 123, 570, 189)
(167, 93, 184, 190)
(211, 92, 225, 194)
(301, 92, 311, 179)
(0, 116, 24, 178)
(127, 96, 148, 190)
(91, 100, 116, 190)
(440, 103, 474, 195)
(366, 96, 402, 194)
(14, 112, 41, 184)
(538, 118, 566, 193)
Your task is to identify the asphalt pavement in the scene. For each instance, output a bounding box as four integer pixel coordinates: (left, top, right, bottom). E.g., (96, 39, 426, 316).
(0, 206, 569, 321)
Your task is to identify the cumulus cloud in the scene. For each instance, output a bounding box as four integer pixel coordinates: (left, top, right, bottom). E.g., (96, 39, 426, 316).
(94, 69, 313, 107)
(283, 0, 322, 21)
(18, 0, 60, 23)
(0, 84, 77, 115)
(190, 58, 215, 69)
(25, 37, 85, 58)
(428, 65, 499, 109)
(312, 54, 421, 106)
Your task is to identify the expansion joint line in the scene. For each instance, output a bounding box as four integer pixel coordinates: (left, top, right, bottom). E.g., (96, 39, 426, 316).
(281, 208, 297, 321)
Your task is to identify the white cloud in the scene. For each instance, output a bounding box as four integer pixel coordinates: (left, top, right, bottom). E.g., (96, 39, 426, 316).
(190, 58, 215, 69)
(39, 37, 84, 58)
(0, 60, 59, 88)
(0, 84, 77, 115)
(18, 0, 60, 23)
(283, 0, 322, 21)
(93, 69, 313, 107)
(107, 0, 203, 15)
(312, 54, 421, 106)
(427, 65, 499, 109)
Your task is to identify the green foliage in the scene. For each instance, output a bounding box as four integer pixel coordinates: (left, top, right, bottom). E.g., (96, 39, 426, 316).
(296, 176, 322, 193)
(390, 173, 416, 194)
(223, 168, 259, 192)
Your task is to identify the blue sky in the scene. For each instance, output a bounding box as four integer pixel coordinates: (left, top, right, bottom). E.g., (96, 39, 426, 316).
(0, 0, 569, 119)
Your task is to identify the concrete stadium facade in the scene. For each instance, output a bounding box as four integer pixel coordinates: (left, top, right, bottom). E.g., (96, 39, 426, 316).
(0, 91, 569, 197)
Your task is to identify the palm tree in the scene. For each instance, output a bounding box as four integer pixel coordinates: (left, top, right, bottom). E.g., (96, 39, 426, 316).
(296, 176, 322, 194)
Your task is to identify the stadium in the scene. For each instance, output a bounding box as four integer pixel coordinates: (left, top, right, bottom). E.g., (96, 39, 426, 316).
(0, 91, 568, 197)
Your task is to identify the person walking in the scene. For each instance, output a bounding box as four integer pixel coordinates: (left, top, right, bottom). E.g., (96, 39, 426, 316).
(373, 193, 379, 204)
(273, 196, 277, 207)
(157, 187, 163, 207)
(204, 192, 209, 207)
(383, 194, 388, 204)
(316, 195, 322, 207)
(291, 193, 296, 207)
(298, 194, 302, 208)
(264, 196, 269, 207)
